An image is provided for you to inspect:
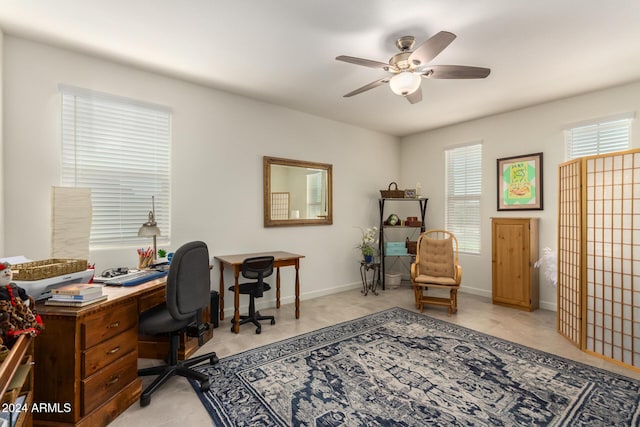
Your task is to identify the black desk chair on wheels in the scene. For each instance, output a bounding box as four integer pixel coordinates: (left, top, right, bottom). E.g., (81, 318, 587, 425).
(138, 241, 219, 407)
(229, 256, 276, 334)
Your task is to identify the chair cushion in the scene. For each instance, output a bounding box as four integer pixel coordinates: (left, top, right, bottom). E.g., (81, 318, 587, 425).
(419, 236, 454, 278)
(229, 282, 272, 296)
(139, 304, 192, 336)
(413, 274, 458, 286)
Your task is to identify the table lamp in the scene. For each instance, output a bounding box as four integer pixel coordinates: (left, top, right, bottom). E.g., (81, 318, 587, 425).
(138, 196, 161, 261)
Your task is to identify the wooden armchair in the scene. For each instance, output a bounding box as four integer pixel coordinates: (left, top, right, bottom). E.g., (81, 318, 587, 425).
(411, 230, 462, 316)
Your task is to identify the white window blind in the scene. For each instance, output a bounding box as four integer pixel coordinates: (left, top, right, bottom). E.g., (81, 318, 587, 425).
(60, 85, 171, 248)
(566, 115, 632, 160)
(445, 143, 482, 254)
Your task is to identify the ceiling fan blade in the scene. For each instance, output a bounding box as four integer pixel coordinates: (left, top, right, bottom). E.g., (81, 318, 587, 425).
(408, 31, 456, 67)
(343, 78, 389, 97)
(405, 87, 422, 104)
(336, 55, 393, 70)
(424, 65, 491, 79)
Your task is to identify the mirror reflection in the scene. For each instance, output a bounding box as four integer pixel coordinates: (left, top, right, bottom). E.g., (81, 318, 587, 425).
(263, 156, 333, 227)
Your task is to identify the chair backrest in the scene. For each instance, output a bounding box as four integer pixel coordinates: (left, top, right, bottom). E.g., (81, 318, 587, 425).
(416, 230, 459, 278)
(241, 256, 274, 297)
(165, 241, 211, 321)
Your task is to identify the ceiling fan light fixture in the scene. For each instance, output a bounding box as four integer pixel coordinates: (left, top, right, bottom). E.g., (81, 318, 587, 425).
(389, 72, 421, 96)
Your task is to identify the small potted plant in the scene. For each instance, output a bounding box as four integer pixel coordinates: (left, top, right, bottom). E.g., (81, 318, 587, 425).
(357, 226, 378, 263)
(155, 249, 168, 264)
(361, 245, 375, 263)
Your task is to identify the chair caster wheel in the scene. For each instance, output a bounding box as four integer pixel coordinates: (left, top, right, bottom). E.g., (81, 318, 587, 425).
(140, 395, 151, 407)
(256, 327, 261, 334)
(200, 380, 210, 392)
(270, 319, 276, 325)
(230, 325, 235, 332)
(210, 355, 219, 364)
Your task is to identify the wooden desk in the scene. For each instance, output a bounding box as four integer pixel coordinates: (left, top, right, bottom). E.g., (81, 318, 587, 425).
(215, 251, 305, 334)
(32, 278, 213, 426)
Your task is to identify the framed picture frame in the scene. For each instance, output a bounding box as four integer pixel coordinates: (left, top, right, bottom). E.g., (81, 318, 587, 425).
(497, 152, 543, 211)
(404, 189, 416, 198)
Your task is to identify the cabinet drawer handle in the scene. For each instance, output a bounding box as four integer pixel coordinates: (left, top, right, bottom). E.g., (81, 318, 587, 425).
(106, 346, 120, 355)
(106, 375, 120, 386)
(107, 321, 120, 329)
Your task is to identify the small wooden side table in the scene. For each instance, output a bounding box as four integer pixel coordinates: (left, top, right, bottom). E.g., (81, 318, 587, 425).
(359, 261, 380, 296)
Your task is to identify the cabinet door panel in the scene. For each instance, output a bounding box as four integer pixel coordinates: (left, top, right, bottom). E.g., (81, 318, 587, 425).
(492, 218, 537, 311)
(494, 223, 528, 303)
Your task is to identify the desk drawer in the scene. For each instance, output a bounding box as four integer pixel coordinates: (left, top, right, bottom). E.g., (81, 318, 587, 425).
(82, 350, 137, 416)
(82, 327, 138, 378)
(138, 288, 165, 313)
(82, 300, 137, 349)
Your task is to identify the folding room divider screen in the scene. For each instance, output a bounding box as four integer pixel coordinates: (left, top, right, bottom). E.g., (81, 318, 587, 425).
(558, 149, 640, 369)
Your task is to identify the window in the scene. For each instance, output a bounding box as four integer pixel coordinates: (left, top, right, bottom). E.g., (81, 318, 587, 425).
(60, 85, 171, 248)
(565, 114, 633, 160)
(306, 172, 323, 218)
(445, 143, 482, 254)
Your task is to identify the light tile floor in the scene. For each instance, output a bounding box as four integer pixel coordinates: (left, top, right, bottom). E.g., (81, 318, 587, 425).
(110, 287, 640, 426)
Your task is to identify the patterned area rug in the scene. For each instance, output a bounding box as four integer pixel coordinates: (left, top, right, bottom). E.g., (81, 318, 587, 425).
(191, 307, 640, 426)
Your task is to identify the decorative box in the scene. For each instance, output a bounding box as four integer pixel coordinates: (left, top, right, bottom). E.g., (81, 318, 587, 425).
(405, 239, 417, 255)
(384, 242, 408, 256)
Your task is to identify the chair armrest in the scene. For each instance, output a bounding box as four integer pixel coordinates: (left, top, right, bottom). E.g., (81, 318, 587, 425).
(411, 262, 417, 280)
(454, 264, 462, 285)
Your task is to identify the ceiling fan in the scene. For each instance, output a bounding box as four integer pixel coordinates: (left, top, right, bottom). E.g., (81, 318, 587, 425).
(336, 31, 490, 104)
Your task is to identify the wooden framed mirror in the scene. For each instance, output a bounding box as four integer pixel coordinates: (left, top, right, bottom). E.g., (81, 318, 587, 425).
(263, 156, 333, 227)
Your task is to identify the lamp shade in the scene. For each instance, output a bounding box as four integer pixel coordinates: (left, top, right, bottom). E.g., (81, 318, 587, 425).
(138, 223, 161, 237)
(389, 72, 421, 96)
(138, 198, 161, 237)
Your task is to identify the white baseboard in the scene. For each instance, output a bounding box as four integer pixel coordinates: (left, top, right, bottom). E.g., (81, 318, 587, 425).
(460, 285, 557, 312)
(220, 281, 557, 318)
(221, 281, 362, 318)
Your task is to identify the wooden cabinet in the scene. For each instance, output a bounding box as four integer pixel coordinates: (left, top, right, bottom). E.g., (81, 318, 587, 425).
(33, 298, 141, 426)
(31, 278, 214, 426)
(491, 217, 539, 311)
(0, 335, 34, 427)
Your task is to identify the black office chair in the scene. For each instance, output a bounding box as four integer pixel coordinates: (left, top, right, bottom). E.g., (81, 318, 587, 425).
(229, 256, 276, 334)
(138, 241, 219, 407)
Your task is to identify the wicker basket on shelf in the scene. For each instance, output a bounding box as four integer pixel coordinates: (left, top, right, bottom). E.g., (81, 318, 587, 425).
(380, 182, 405, 198)
(11, 259, 88, 281)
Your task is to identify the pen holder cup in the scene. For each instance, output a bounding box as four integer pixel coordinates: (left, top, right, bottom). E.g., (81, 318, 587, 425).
(138, 253, 154, 269)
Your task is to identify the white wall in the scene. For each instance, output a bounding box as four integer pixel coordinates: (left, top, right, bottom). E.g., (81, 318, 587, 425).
(1, 36, 399, 309)
(401, 81, 640, 310)
(8, 34, 640, 313)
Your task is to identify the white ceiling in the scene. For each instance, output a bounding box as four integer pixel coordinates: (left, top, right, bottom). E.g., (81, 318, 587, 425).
(1, 1, 640, 137)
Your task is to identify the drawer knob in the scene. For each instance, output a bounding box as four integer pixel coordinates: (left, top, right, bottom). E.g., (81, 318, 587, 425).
(107, 321, 120, 329)
(107, 346, 120, 355)
(106, 375, 120, 386)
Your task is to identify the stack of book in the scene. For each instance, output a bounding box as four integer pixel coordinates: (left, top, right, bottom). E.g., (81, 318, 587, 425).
(45, 283, 107, 307)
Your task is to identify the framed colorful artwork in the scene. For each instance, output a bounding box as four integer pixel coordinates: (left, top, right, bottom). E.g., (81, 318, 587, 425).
(496, 152, 543, 210)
